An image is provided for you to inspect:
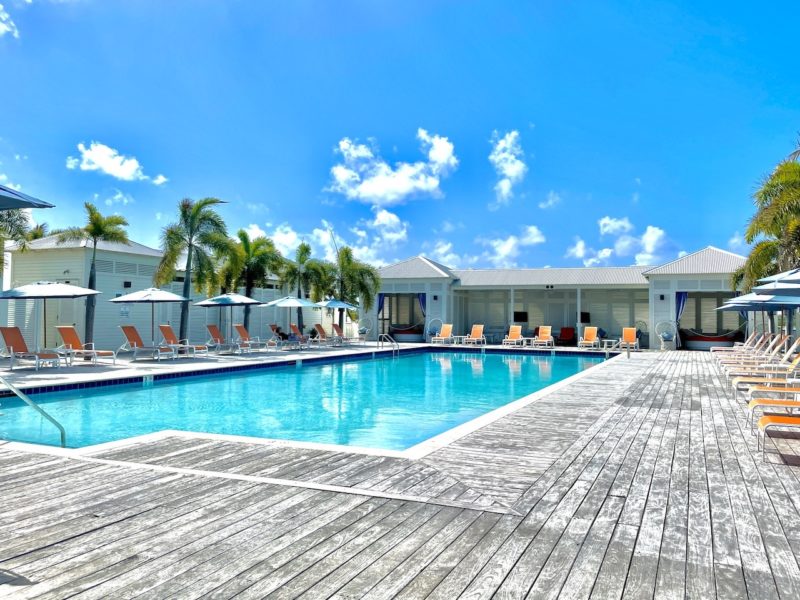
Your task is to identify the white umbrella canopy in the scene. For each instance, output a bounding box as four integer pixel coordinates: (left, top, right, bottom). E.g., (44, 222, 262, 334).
(110, 288, 188, 345)
(263, 295, 318, 308)
(315, 298, 358, 310)
(0, 281, 100, 348)
(757, 269, 800, 284)
(752, 280, 800, 296)
(195, 293, 261, 340)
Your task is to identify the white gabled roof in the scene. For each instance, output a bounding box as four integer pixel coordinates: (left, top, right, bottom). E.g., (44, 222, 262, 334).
(378, 256, 457, 280)
(13, 235, 162, 258)
(642, 246, 746, 276)
(453, 265, 651, 287)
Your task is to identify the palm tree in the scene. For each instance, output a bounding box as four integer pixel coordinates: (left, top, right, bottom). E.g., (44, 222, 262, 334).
(279, 242, 326, 333)
(732, 160, 800, 291)
(231, 229, 282, 330)
(334, 246, 380, 328)
(26, 222, 50, 241)
(0, 209, 32, 282)
(57, 203, 129, 343)
(154, 198, 231, 341)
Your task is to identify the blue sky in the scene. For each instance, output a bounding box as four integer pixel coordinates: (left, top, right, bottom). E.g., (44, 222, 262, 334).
(1, 1, 798, 270)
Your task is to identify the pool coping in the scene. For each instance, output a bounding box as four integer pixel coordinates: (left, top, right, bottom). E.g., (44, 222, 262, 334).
(2, 347, 625, 460)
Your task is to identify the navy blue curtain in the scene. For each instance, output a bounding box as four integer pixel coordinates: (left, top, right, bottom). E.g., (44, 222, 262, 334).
(675, 291, 689, 348)
(417, 293, 426, 318)
(377, 293, 385, 316)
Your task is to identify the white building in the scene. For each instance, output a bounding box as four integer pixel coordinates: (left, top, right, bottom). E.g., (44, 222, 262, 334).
(3, 236, 339, 350)
(367, 246, 747, 348)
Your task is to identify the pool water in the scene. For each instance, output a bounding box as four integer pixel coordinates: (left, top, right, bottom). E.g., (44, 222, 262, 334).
(0, 351, 605, 450)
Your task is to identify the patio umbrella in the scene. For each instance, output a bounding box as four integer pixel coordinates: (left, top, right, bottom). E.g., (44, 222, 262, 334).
(0, 184, 55, 210)
(315, 298, 358, 335)
(757, 269, 800, 284)
(195, 293, 261, 340)
(263, 295, 319, 335)
(752, 280, 800, 296)
(0, 281, 99, 349)
(109, 288, 188, 345)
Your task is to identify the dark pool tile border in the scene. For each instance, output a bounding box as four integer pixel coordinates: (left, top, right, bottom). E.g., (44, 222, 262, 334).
(0, 345, 615, 398)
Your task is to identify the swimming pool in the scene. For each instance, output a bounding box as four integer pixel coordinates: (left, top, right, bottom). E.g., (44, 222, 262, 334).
(0, 351, 605, 451)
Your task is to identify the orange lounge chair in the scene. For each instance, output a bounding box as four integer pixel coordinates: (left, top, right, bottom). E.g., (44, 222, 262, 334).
(290, 323, 310, 347)
(432, 323, 454, 345)
(748, 397, 800, 431)
(532, 325, 554, 348)
(234, 324, 270, 351)
(119, 325, 176, 361)
(159, 324, 209, 357)
(56, 325, 116, 366)
(0, 326, 62, 370)
(206, 324, 242, 354)
(331, 323, 357, 345)
(757, 414, 800, 461)
(463, 324, 486, 345)
(312, 324, 341, 347)
(502, 325, 524, 347)
(619, 327, 639, 351)
(722, 337, 800, 377)
(578, 326, 599, 349)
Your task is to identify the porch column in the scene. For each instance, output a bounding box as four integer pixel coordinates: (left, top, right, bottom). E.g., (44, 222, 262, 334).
(509, 288, 515, 325)
(576, 287, 582, 336)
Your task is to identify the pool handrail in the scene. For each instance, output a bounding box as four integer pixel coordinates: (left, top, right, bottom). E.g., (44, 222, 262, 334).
(0, 375, 66, 447)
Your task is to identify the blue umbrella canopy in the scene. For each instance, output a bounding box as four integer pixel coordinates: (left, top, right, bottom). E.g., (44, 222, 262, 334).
(757, 269, 800, 283)
(315, 298, 358, 310)
(263, 295, 318, 308)
(194, 293, 260, 307)
(0, 184, 54, 210)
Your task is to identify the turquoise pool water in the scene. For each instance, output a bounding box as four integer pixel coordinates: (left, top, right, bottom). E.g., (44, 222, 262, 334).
(0, 351, 604, 450)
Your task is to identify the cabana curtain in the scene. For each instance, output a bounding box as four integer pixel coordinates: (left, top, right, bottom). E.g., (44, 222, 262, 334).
(377, 293, 385, 316)
(675, 291, 689, 348)
(417, 293, 426, 317)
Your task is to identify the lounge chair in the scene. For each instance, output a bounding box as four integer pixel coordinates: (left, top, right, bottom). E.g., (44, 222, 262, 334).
(0, 326, 62, 370)
(747, 396, 800, 431)
(556, 327, 576, 346)
(578, 326, 600, 349)
(463, 324, 486, 345)
(619, 327, 639, 351)
(757, 414, 800, 461)
(431, 323, 454, 345)
(710, 331, 759, 353)
(721, 337, 800, 377)
(55, 325, 117, 365)
(730, 354, 800, 392)
(332, 323, 358, 346)
(119, 325, 176, 361)
(311, 324, 340, 347)
(234, 324, 270, 351)
(532, 325, 554, 348)
(502, 325, 525, 347)
(206, 324, 242, 354)
(159, 324, 209, 357)
(290, 324, 310, 348)
(717, 334, 786, 367)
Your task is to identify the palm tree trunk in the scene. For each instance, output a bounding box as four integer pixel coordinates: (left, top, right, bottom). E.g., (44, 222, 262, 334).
(180, 248, 193, 340)
(85, 242, 98, 344)
(244, 279, 253, 330)
(296, 284, 304, 333)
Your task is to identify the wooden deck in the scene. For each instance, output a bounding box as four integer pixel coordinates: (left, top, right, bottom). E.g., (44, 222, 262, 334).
(2, 351, 800, 598)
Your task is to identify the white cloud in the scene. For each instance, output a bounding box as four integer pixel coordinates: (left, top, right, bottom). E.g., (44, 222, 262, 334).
(441, 220, 456, 233)
(538, 190, 561, 210)
(677, 250, 688, 258)
(614, 235, 638, 256)
(427, 240, 464, 267)
(481, 224, 546, 268)
(66, 141, 167, 185)
(155, 212, 162, 221)
(0, 3, 19, 39)
(269, 223, 304, 258)
(368, 208, 408, 245)
(631, 191, 640, 203)
(327, 129, 458, 207)
(634, 226, 666, 265)
(488, 130, 527, 208)
(244, 223, 267, 239)
(521, 225, 545, 245)
(584, 247, 614, 267)
(728, 231, 747, 252)
(0, 173, 21, 190)
(103, 190, 134, 207)
(598, 216, 633, 236)
(566, 238, 587, 259)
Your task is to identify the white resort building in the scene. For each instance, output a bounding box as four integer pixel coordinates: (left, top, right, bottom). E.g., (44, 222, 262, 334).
(3, 238, 746, 350)
(367, 246, 747, 348)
